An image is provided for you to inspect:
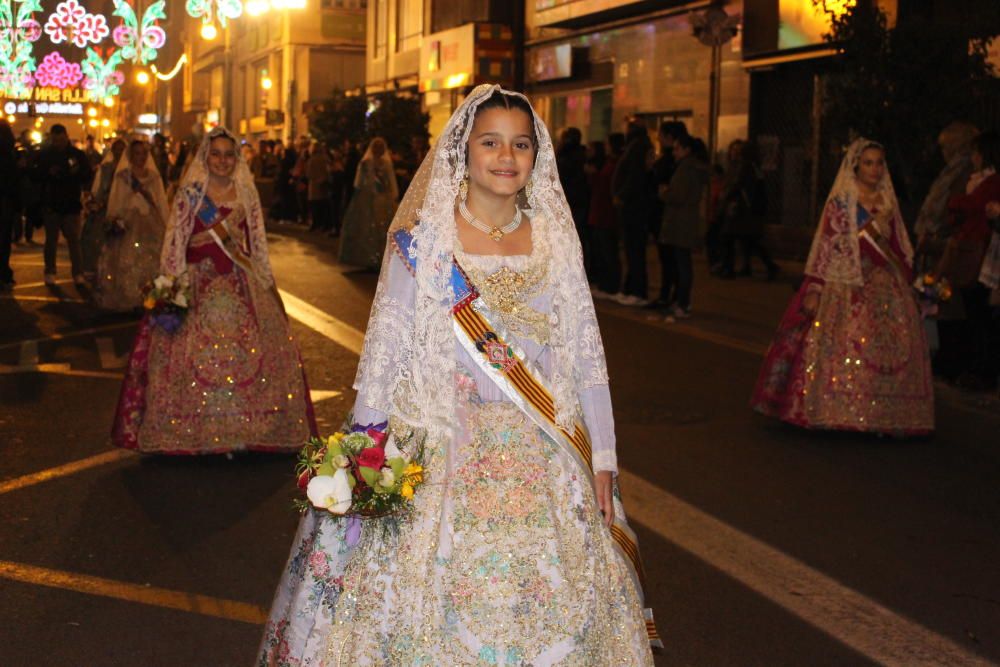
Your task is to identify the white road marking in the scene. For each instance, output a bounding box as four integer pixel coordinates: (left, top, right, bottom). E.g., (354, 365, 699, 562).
(0, 294, 87, 303)
(278, 288, 365, 355)
(12, 279, 75, 289)
(309, 389, 342, 403)
(96, 337, 129, 369)
(617, 469, 994, 667)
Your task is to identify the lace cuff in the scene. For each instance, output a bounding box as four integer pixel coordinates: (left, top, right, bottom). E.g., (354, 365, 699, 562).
(579, 383, 618, 473)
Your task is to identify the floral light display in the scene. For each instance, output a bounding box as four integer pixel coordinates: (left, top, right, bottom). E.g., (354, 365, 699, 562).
(44, 0, 109, 47)
(112, 0, 165, 65)
(0, 0, 43, 97)
(81, 47, 124, 100)
(34, 50, 83, 87)
(185, 0, 242, 29)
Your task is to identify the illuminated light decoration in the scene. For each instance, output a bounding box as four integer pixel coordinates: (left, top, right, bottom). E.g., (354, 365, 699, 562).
(86, 106, 96, 116)
(100, 117, 108, 126)
(80, 47, 124, 100)
(150, 52, 185, 80)
(199, 21, 216, 40)
(111, 0, 165, 65)
(245, 0, 267, 16)
(102, 95, 113, 106)
(33, 51, 83, 89)
(186, 0, 241, 30)
(6, 114, 14, 122)
(30, 129, 41, 142)
(137, 112, 156, 124)
(87, 117, 97, 127)
(44, 0, 110, 48)
(260, 75, 272, 90)
(135, 69, 148, 84)
(0, 0, 44, 97)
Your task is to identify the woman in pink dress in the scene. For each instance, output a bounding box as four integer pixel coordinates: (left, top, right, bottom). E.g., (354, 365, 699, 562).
(752, 139, 934, 435)
(112, 127, 316, 454)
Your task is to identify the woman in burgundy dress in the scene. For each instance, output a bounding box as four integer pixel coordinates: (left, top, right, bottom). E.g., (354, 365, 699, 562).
(752, 139, 933, 435)
(112, 127, 316, 454)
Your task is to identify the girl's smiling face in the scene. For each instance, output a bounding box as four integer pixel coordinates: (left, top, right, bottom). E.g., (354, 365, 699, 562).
(207, 136, 238, 180)
(466, 107, 536, 201)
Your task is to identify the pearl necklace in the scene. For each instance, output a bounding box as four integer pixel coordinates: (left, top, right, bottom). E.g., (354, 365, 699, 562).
(459, 200, 522, 242)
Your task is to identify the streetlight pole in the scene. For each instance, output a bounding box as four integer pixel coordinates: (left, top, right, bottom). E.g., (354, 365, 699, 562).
(690, 3, 740, 160)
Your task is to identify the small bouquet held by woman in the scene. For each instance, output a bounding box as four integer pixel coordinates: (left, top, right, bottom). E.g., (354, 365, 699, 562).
(142, 273, 192, 333)
(296, 424, 424, 518)
(912, 271, 952, 318)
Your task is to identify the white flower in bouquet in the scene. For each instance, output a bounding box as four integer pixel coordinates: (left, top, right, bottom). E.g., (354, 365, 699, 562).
(332, 453, 350, 468)
(172, 292, 188, 308)
(307, 469, 353, 514)
(153, 275, 174, 290)
(379, 468, 395, 487)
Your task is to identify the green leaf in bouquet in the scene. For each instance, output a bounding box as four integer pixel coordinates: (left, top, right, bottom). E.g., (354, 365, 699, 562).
(389, 457, 405, 480)
(359, 465, 379, 488)
(373, 482, 392, 495)
(316, 460, 336, 477)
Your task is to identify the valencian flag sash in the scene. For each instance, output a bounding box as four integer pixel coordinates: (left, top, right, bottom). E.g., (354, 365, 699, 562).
(197, 196, 256, 277)
(391, 228, 662, 649)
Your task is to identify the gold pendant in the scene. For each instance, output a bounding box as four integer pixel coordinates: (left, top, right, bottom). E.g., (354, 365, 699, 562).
(489, 227, 504, 242)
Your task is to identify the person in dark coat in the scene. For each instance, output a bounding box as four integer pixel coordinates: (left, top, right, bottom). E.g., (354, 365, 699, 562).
(557, 127, 591, 271)
(658, 134, 710, 320)
(0, 120, 18, 291)
(34, 124, 92, 285)
(612, 121, 654, 305)
(648, 121, 688, 307)
(717, 140, 778, 279)
(272, 142, 299, 224)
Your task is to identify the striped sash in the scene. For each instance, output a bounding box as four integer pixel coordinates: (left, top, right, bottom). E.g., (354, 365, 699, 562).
(197, 198, 256, 278)
(392, 228, 662, 649)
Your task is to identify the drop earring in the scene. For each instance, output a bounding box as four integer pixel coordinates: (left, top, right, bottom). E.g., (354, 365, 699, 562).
(524, 177, 533, 201)
(459, 173, 469, 201)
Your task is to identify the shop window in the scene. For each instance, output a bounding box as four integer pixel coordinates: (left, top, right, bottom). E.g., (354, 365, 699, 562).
(396, 0, 422, 53)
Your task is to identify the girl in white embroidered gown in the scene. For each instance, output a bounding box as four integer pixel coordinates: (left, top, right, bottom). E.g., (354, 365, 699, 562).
(258, 85, 658, 666)
(92, 137, 168, 311)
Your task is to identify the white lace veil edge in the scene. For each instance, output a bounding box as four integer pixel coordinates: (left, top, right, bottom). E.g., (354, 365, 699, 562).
(356, 83, 609, 433)
(804, 137, 913, 285)
(106, 135, 169, 224)
(161, 126, 274, 285)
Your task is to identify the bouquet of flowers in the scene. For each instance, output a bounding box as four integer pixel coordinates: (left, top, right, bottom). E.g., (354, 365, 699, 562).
(296, 424, 425, 519)
(142, 273, 191, 333)
(104, 217, 127, 238)
(913, 272, 952, 317)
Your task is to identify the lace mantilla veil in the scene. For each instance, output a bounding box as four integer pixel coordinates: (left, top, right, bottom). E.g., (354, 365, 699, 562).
(105, 136, 169, 224)
(804, 137, 913, 286)
(354, 83, 610, 445)
(159, 126, 275, 286)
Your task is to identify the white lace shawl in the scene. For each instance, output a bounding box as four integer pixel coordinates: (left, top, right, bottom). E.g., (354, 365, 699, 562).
(804, 138, 913, 286)
(106, 138, 169, 225)
(159, 127, 275, 286)
(353, 83, 610, 439)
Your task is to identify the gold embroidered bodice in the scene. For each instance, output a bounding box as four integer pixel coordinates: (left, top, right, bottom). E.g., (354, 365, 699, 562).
(455, 221, 551, 345)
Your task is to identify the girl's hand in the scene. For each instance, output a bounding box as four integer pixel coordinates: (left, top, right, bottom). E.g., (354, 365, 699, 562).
(801, 290, 820, 316)
(594, 470, 614, 529)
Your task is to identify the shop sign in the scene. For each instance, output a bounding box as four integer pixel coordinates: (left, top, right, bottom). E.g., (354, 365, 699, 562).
(420, 23, 474, 92)
(2, 85, 89, 115)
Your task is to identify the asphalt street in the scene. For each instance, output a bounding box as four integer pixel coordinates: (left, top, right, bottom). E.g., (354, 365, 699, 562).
(2, 228, 1000, 666)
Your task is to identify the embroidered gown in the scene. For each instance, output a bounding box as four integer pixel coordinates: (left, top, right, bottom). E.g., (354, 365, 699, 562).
(92, 169, 166, 312)
(751, 201, 934, 434)
(258, 220, 655, 666)
(111, 195, 316, 454)
(338, 158, 398, 270)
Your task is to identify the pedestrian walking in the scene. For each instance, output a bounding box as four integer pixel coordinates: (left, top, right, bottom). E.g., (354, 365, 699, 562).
(111, 127, 317, 454)
(658, 134, 710, 321)
(0, 120, 17, 292)
(271, 141, 299, 224)
(258, 83, 658, 666)
(589, 132, 625, 298)
(716, 140, 778, 280)
(92, 137, 168, 312)
(752, 138, 934, 435)
(34, 124, 93, 286)
(338, 137, 398, 270)
(612, 121, 654, 305)
(306, 142, 331, 232)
